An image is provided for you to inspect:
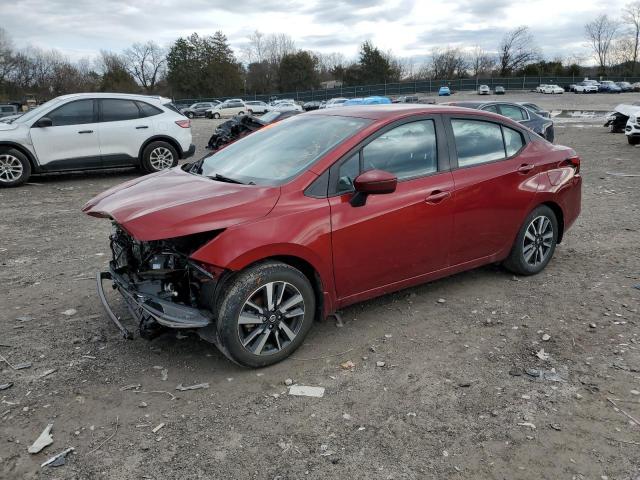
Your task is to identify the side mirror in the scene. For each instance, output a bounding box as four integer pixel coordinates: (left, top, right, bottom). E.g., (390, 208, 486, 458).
(350, 169, 397, 207)
(34, 117, 53, 128)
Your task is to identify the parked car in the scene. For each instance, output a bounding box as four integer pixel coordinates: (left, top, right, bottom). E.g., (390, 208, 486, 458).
(494, 86, 505, 95)
(271, 102, 303, 112)
(343, 96, 391, 105)
(621, 104, 640, 143)
(573, 82, 599, 94)
(603, 103, 640, 133)
(599, 81, 622, 93)
(438, 86, 451, 96)
(518, 102, 550, 118)
(541, 85, 564, 94)
(244, 101, 270, 114)
(478, 85, 490, 95)
(181, 101, 220, 118)
(83, 105, 581, 367)
(632, 82, 640, 92)
(303, 101, 322, 111)
(535, 84, 548, 93)
(205, 100, 247, 119)
(616, 81, 633, 92)
(0, 93, 194, 187)
(0, 104, 18, 119)
(206, 110, 301, 150)
(323, 98, 349, 108)
(446, 101, 555, 142)
(395, 96, 420, 103)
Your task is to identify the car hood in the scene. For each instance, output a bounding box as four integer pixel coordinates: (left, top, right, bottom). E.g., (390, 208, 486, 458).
(82, 168, 281, 241)
(0, 122, 20, 132)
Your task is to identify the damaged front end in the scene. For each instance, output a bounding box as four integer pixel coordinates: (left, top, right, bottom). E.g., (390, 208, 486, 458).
(97, 224, 224, 340)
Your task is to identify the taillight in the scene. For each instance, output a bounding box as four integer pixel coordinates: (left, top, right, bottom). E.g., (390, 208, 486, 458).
(564, 156, 580, 173)
(175, 119, 191, 128)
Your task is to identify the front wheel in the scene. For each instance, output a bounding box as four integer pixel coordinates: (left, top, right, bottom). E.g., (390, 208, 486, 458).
(504, 205, 558, 276)
(213, 112, 220, 119)
(185, 111, 194, 119)
(0, 148, 31, 187)
(141, 141, 178, 173)
(215, 262, 316, 368)
(628, 136, 640, 145)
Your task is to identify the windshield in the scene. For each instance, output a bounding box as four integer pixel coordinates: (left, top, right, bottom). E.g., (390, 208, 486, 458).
(15, 98, 64, 124)
(199, 114, 371, 185)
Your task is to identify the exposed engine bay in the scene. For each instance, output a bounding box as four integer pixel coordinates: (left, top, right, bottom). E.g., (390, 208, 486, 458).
(98, 224, 222, 340)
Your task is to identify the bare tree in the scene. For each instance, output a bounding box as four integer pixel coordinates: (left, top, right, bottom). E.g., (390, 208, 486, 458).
(498, 26, 539, 76)
(469, 46, 495, 77)
(430, 47, 468, 79)
(623, 1, 640, 73)
(0, 27, 15, 87)
(242, 30, 267, 64)
(123, 41, 166, 93)
(585, 14, 619, 74)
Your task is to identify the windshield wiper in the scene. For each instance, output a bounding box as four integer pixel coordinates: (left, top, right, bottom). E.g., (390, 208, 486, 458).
(207, 173, 252, 185)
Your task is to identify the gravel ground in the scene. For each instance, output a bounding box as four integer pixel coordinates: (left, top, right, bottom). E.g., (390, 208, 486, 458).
(1, 92, 639, 480)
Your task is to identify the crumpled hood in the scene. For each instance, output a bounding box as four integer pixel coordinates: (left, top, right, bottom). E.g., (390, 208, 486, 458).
(82, 168, 280, 241)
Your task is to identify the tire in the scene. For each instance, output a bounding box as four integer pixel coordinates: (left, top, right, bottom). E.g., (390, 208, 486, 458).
(213, 112, 220, 119)
(628, 136, 640, 145)
(238, 111, 244, 116)
(503, 205, 558, 276)
(140, 141, 178, 174)
(215, 261, 316, 368)
(247, 109, 253, 115)
(185, 111, 194, 119)
(0, 148, 31, 187)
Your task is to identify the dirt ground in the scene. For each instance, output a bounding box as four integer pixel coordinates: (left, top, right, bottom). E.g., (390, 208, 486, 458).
(1, 92, 639, 480)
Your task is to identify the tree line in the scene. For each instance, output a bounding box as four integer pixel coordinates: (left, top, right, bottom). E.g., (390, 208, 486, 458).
(1, 2, 640, 103)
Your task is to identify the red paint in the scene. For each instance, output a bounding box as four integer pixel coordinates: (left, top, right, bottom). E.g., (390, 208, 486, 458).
(84, 105, 581, 316)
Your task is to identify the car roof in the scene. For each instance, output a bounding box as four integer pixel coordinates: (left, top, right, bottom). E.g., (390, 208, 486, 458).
(51, 92, 171, 103)
(305, 103, 520, 120)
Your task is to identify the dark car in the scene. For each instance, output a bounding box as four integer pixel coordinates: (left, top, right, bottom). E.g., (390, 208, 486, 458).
(446, 101, 554, 142)
(83, 105, 581, 367)
(518, 102, 551, 118)
(181, 101, 220, 118)
(598, 81, 622, 93)
(494, 86, 506, 95)
(616, 81, 633, 92)
(303, 101, 322, 111)
(206, 110, 301, 150)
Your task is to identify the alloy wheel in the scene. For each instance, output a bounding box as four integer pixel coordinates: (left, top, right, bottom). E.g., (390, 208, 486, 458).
(237, 281, 305, 356)
(149, 147, 174, 171)
(523, 215, 553, 267)
(0, 154, 23, 183)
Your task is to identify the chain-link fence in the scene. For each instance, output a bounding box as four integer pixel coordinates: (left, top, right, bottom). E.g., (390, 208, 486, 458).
(175, 75, 640, 104)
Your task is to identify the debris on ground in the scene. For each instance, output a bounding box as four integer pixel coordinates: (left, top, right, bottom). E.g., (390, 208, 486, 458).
(437, 298, 446, 304)
(284, 378, 293, 386)
(160, 369, 168, 381)
(175, 383, 209, 391)
(28, 424, 54, 454)
(535, 349, 550, 361)
(152, 423, 165, 434)
(517, 422, 537, 429)
(41, 447, 74, 468)
(288, 385, 325, 398)
(119, 384, 141, 391)
(0, 354, 31, 370)
(61, 309, 77, 316)
(376, 361, 386, 367)
(340, 360, 355, 370)
(38, 369, 57, 379)
(541, 333, 551, 341)
(589, 323, 597, 329)
(549, 423, 562, 431)
(525, 367, 567, 382)
(0, 383, 13, 391)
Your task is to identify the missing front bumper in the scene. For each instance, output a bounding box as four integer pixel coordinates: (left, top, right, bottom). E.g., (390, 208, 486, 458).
(96, 270, 212, 339)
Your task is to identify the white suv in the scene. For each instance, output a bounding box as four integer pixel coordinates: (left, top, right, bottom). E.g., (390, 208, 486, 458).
(0, 93, 194, 187)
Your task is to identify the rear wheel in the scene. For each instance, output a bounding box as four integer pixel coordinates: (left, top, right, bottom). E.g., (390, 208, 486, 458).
(141, 141, 178, 173)
(628, 136, 640, 145)
(0, 148, 31, 187)
(213, 112, 220, 119)
(504, 205, 558, 276)
(185, 111, 194, 119)
(215, 261, 316, 368)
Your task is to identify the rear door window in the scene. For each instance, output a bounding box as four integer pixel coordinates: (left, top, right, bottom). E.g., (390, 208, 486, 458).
(101, 99, 140, 122)
(451, 119, 505, 167)
(136, 101, 162, 117)
(503, 126, 525, 157)
(498, 104, 528, 121)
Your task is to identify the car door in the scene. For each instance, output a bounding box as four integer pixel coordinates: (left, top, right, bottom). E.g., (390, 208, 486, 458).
(97, 98, 150, 166)
(329, 116, 455, 300)
(444, 115, 538, 266)
(29, 98, 100, 169)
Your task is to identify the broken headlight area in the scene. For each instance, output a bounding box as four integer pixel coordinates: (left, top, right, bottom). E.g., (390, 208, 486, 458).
(98, 224, 224, 339)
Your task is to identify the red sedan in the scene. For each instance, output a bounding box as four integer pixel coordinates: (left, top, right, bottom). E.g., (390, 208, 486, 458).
(83, 105, 582, 367)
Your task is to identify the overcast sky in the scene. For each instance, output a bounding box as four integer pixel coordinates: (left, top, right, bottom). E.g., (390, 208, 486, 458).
(0, 0, 632, 65)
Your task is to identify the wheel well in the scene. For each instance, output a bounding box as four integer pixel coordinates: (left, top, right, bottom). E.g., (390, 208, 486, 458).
(542, 201, 565, 243)
(138, 136, 183, 161)
(0, 143, 37, 171)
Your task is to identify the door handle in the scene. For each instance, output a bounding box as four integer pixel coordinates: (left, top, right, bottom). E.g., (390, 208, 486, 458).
(78, 130, 93, 134)
(517, 163, 535, 173)
(135, 125, 149, 129)
(425, 190, 450, 204)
